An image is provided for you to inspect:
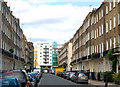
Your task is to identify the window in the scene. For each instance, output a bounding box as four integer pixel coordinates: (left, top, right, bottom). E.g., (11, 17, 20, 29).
(95, 46, 96, 53)
(118, 12, 120, 25)
(109, 2, 112, 11)
(97, 45, 98, 53)
(99, 12, 101, 20)
(99, 44, 101, 53)
(110, 19, 112, 30)
(114, 37, 116, 48)
(102, 24, 103, 34)
(95, 16, 96, 24)
(101, 10, 103, 18)
(113, 16, 116, 28)
(95, 30, 96, 39)
(97, 15, 98, 22)
(106, 40, 108, 50)
(102, 42, 104, 53)
(99, 25, 101, 36)
(113, 0, 115, 8)
(106, 6, 108, 14)
(110, 38, 112, 49)
(97, 28, 98, 37)
(106, 21, 108, 33)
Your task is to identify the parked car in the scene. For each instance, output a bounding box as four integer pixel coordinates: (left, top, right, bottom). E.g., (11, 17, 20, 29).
(1, 70, 33, 87)
(0, 78, 21, 87)
(69, 72, 76, 81)
(66, 72, 72, 80)
(32, 72, 39, 83)
(28, 74, 36, 87)
(74, 73, 88, 84)
(64, 71, 71, 79)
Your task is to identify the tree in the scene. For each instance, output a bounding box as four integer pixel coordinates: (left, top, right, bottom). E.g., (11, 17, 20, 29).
(106, 49, 117, 73)
(9, 48, 14, 53)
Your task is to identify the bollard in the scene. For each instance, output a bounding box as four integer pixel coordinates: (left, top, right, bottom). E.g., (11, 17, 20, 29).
(105, 75, 108, 87)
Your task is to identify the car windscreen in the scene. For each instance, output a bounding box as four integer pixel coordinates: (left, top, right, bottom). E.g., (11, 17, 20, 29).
(2, 71, 26, 83)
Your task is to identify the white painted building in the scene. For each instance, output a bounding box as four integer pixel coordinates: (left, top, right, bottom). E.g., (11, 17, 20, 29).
(34, 42, 52, 69)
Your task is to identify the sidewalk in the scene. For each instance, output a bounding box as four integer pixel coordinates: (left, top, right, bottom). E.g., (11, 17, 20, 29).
(89, 79, 120, 87)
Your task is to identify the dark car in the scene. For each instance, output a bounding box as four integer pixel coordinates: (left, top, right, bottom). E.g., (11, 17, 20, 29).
(64, 71, 71, 79)
(0, 78, 21, 87)
(0, 70, 32, 87)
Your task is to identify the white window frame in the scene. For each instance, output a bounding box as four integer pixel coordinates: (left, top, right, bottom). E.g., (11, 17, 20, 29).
(113, 16, 116, 28)
(110, 38, 112, 49)
(99, 25, 101, 36)
(109, 2, 112, 11)
(102, 24, 103, 35)
(106, 21, 108, 33)
(118, 12, 120, 25)
(106, 6, 108, 14)
(95, 30, 96, 39)
(113, 0, 115, 8)
(114, 37, 116, 48)
(101, 10, 103, 18)
(110, 19, 112, 30)
(106, 40, 108, 50)
(97, 28, 98, 37)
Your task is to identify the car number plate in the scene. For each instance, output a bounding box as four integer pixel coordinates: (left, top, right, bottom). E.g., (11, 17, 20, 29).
(81, 77, 85, 79)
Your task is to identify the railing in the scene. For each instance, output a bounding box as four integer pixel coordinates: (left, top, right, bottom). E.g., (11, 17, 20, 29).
(2, 48, 13, 58)
(103, 50, 109, 57)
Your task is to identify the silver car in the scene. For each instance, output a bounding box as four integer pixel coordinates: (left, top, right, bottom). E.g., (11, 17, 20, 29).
(74, 73, 88, 84)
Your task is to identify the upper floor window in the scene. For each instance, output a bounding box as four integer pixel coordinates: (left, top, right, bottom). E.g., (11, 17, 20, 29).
(109, 2, 112, 11)
(97, 28, 98, 37)
(106, 40, 108, 50)
(110, 38, 112, 49)
(110, 19, 112, 30)
(114, 37, 116, 48)
(106, 21, 108, 33)
(99, 25, 101, 36)
(101, 10, 103, 18)
(102, 24, 103, 34)
(113, 0, 115, 8)
(99, 12, 101, 20)
(113, 16, 116, 28)
(118, 12, 120, 25)
(106, 6, 108, 14)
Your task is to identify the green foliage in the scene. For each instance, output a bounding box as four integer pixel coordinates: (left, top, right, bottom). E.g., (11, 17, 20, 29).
(91, 53, 95, 60)
(62, 62, 67, 68)
(106, 49, 113, 61)
(112, 73, 120, 84)
(106, 49, 117, 72)
(103, 71, 114, 82)
(9, 48, 14, 53)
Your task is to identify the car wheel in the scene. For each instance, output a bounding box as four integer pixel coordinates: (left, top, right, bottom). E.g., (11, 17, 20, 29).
(86, 82, 88, 84)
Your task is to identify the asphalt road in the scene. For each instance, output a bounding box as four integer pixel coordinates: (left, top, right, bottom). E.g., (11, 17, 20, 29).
(37, 73, 94, 87)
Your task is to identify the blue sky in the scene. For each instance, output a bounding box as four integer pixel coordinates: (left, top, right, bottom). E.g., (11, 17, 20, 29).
(5, 0, 102, 44)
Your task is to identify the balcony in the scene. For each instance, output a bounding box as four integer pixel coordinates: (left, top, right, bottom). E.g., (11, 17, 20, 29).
(103, 50, 109, 57)
(1, 48, 13, 58)
(82, 56, 87, 60)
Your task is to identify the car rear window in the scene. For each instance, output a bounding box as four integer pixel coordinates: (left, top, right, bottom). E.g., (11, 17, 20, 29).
(0, 79, 18, 86)
(2, 71, 26, 83)
(78, 73, 86, 77)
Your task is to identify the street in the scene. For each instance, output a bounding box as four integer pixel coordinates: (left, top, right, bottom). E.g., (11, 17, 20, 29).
(37, 73, 94, 87)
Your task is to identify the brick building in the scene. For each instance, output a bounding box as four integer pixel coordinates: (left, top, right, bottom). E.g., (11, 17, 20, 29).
(71, 0, 120, 80)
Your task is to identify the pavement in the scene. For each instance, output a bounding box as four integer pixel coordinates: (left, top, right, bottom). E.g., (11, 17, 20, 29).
(89, 79, 120, 87)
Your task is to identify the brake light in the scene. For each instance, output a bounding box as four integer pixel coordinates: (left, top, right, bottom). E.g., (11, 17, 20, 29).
(87, 77, 88, 80)
(25, 82, 29, 86)
(77, 76, 79, 79)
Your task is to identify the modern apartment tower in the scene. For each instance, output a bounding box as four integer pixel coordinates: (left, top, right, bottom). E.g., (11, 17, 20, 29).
(34, 42, 52, 69)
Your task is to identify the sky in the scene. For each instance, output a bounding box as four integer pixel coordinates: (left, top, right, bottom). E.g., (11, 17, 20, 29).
(4, 0, 102, 44)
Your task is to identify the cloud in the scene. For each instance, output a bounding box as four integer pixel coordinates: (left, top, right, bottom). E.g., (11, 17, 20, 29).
(4, 0, 99, 44)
